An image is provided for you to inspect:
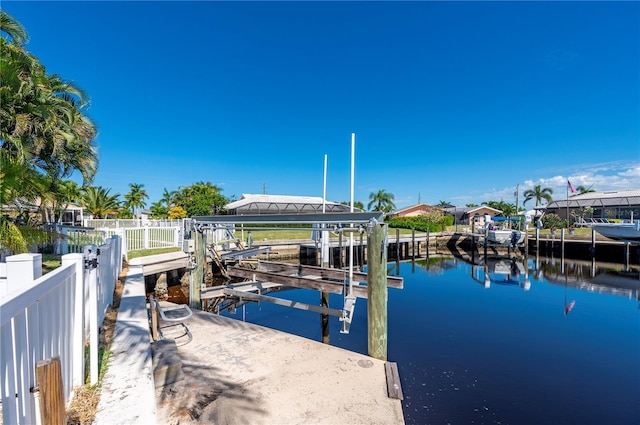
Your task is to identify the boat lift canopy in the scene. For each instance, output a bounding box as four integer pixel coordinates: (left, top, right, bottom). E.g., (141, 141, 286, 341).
(192, 212, 385, 227)
(491, 216, 521, 222)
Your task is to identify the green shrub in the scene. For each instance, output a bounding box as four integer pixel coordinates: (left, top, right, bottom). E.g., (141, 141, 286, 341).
(541, 213, 568, 229)
(387, 214, 453, 232)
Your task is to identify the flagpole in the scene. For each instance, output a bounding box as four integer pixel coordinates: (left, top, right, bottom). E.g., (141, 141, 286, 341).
(566, 181, 569, 225)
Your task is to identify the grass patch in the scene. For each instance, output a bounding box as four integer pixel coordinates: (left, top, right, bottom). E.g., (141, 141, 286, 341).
(42, 254, 62, 274)
(127, 246, 181, 260)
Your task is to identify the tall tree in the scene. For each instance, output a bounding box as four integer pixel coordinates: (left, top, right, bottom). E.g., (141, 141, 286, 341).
(523, 185, 553, 208)
(39, 178, 82, 223)
(1, 11, 97, 185)
(81, 186, 120, 219)
(161, 188, 177, 208)
(575, 185, 595, 195)
(149, 200, 168, 219)
(483, 200, 517, 217)
(340, 200, 365, 211)
(174, 182, 227, 216)
(367, 190, 396, 212)
(124, 183, 148, 218)
(1, 11, 98, 252)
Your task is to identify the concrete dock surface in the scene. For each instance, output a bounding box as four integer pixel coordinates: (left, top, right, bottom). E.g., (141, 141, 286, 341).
(155, 309, 405, 425)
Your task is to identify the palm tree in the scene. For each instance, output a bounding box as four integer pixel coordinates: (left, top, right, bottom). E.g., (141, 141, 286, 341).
(523, 185, 553, 208)
(575, 185, 595, 195)
(124, 183, 148, 218)
(81, 186, 121, 219)
(39, 178, 82, 223)
(0, 11, 98, 252)
(0, 10, 28, 45)
(1, 11, 97, 185)
(367, 190, 396, 212)
(149, 200, 169, 219)
(161, 188, 177, 208)
(0, 151, 48, 253)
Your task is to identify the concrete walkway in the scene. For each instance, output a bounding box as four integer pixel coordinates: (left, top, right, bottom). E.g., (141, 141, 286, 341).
(155, 309, 405, 425)
(94, 265, 158, 424)
(95, 261, 404, 425)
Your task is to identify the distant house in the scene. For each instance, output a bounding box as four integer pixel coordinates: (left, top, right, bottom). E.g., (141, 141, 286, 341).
(388, 203, 441, 219)
(225, 194, 355, 215)
(443, 206, 502, 228)
(542, 189, 640, 222)
(1, 198, 85, 226)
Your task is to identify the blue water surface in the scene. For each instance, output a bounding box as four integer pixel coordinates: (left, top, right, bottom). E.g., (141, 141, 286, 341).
(222, 257, 640, 425)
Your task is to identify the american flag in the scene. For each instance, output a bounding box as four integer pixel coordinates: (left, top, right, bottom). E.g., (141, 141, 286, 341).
(567, 180, 576, 194)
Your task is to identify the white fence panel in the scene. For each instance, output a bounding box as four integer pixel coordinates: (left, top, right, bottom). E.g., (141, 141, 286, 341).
(55, 225, 106, 254)
(84, 218, 183, 228)
(52, 222, 182, 257)
(0, 234, 123, 423)
(0, 260, 80, 425)
(148, 227, 179, 249)
(105, 227, 181, 254)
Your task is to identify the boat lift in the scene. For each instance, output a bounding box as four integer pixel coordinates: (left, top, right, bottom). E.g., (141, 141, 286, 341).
(188, 212, 402, 335)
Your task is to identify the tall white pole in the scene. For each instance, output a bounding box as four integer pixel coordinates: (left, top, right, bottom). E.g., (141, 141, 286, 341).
(349, 133, 355, 296)
(322, 155, 329, 267)
(323, 154, 327, 214)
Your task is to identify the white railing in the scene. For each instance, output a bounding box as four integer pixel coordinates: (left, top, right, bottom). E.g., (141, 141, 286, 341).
(106, 227, 181, 253)
(53, 224, 181, 259)
(0, 235, 122, 424)
(53, 225, 107, 254)
(83, 218, 183, 228)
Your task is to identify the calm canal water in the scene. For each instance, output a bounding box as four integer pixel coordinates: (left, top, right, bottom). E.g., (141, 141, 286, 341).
(221, 255, 640, 425)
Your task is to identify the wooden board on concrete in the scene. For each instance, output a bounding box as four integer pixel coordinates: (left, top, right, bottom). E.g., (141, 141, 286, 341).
(36, 356, 65, 425)
(385, 361, 404, 400)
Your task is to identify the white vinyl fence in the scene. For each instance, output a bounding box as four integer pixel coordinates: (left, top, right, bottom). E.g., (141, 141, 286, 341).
(106, 227, 181, 253)
(54, 225, 107, 254)
(83, 218, 183, 229)
(53, 224, 181, 258)
(0, 235, 122, 425)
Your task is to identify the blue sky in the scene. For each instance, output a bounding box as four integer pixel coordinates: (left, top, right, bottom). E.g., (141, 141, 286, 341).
(5, 1, 639, 210)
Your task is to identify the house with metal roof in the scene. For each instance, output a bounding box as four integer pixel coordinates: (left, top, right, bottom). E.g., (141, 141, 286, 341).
(387, 203, 442, 218)
(541, 189, 640, 222)
(224, 194, 355, 215)
(443, 206, 503, 228)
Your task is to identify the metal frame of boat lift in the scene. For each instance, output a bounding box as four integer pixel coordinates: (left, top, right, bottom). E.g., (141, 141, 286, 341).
(190, 212, 386, 333)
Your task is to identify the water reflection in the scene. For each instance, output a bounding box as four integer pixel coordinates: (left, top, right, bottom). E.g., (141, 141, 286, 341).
(470, 257, 530, 290)
(533, 256, 640, 303)
(406, 252, 640, 304)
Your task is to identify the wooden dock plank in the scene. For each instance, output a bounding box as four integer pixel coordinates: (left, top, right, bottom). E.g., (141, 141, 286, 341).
(385, 361, 404, 400)
(257, 261, 404, 289)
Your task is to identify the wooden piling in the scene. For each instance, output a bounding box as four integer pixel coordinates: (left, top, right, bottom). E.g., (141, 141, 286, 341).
(395, 228, 400, 260)
(426, 229, 430, 257)
(321, 290, 330, 344)
(411, 228, 415, 260)
(367, 223, 388, 361)
(484, 227, 488, 259)
(359, 231, 365, 271)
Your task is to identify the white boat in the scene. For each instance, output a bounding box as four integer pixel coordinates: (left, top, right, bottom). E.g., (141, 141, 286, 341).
(481, 216, 526, 246)
(487, 229, 526, 246)
(590, 220, 640, 242)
